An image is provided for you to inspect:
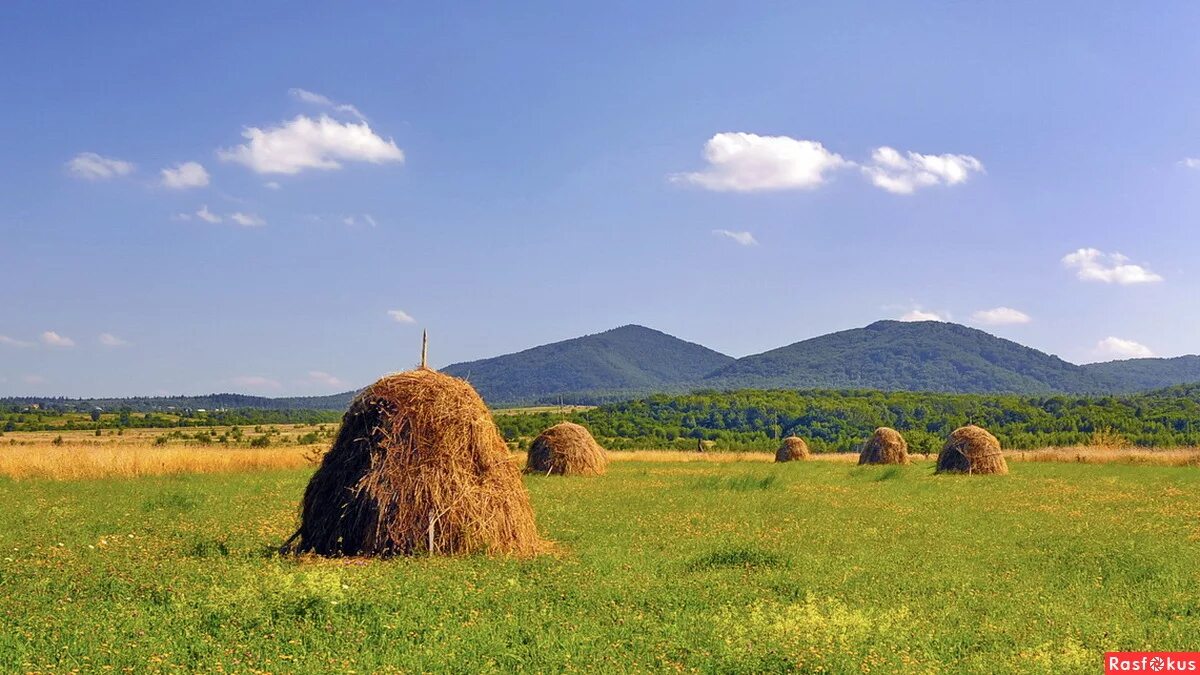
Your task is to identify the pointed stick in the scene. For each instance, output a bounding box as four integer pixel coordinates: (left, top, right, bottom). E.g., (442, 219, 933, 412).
(421, 330, 428, 369)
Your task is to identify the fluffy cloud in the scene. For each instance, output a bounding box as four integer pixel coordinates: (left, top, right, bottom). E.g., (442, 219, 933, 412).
(41, 331, 75, 347)
(67, 152, 134, 180)
(971, 307, 1032, 326)
(672, 132, 850, 191)
(230, 212, 266, 227)
(218, 115, 404, 175)
(195, 205, 222, 223)
(899, 309, 947, 322)
(387, 309, 416, 324)
(862, 147, 984, 195)
(306, 370, 346, 388)
(289, 88, 366, 121)
(231, 375, 282, 390)
(1179, 158, 1200, 169)
(0, 335, 33, 348)
(1061, 248, 1163, 284)
(98, 333, 130, 347)
(1093, 337, 1154, 360)
(712, 229, 758, 246)
(160, 161, 210, 189)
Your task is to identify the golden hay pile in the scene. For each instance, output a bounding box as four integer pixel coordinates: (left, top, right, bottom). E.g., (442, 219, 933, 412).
(857, 427, 909, 465)
(287, 368, 546, 557)
(525, 422, 607, 476)
(937, 425, 1009, 475)
(775, 436, 810, 462)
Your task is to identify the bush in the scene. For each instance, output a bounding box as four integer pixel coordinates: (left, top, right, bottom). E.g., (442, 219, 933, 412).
(249, 435, 271, 448)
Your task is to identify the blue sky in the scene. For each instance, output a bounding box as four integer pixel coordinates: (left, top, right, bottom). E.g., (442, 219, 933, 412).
(2, 1, 1199, 397)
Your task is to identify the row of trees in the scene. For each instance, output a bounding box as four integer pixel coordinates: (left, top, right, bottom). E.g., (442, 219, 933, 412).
(0, 407, 342, 433)
(493, 388, 1200, 452)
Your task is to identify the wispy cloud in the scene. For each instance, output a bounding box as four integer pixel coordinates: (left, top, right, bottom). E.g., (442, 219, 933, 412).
(899, 309, 947, 322)
(971, 307, 1032, 326)
(305, 370, 346, 388)
(196, 205, 222, 223)
(1062, 248, 1163, 284)
(231, 375, 282, 390)
(387, 309, 416, 324)
(41, 331, 75, 348)
(342, 213, 379, 227)
(218, 114, 404, 175)
(98, 333, 130, 347)
(0, 335, 34, 348)
(672, 132, 850, 192)
(230, 212, 266, 227)
(289, 88, 367, 121)
(1093, 337, 1154, 359)
(712, 229, 758, 246)
(21, 374, 46, 385)
(160, 161, 210, 189)
(67, 152, 134, 180)
(1179, 158, 1200, 169)
(861, 147, 984, 195)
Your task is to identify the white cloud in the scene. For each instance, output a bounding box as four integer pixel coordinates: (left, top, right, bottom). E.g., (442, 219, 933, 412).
(40, 331, 75, 348)
(363, 214, 377, 227)
(21, 374, 46, 385)
(160, 161, 210, 189)
(218, 114, 404, 175)
(289, 88, 366, 121)
(1061, 248, 1163, 285)
(899, 309, 947, 322)
(712, 229, 758, 246)
(98, 333, 130, 347)
(387, 309, 416, 324)
(67, 152, 134, 180)
(862, 147, 984, 195)
(264, 181, 281, 190)
(1179, 158, 1200, 169)
(971, 307, 1032, 326)
(1093, 337, 1154, 360)
(306, 370, 346, 388)
(196, 205, 222, 223)
(230, 212, 266, 227)
(0, 335, 33, 348)
(231, 375, 282, 390)
(672, 132, 850, 192)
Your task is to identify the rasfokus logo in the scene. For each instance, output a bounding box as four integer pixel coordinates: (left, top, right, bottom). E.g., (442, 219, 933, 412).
(1106, 653, 1200, 673)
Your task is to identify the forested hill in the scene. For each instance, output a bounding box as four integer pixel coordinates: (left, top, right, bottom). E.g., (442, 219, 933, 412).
(1082, 356, 1200, 393)
(703, 321, 1107, 394)
(441, 324, 734, 405)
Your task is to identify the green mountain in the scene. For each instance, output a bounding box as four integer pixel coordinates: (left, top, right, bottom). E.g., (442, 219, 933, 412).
(702, 320, 1108, 393)
(441, 324, 734, 405)
(1081, 356, 1200, 393)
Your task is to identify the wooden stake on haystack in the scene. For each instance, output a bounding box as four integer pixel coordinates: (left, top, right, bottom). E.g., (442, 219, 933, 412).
(421, 330, 428, 369)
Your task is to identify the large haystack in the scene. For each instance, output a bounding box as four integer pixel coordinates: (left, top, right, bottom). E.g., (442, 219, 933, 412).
(858, 427, 909, 465)
(775, 436, 810, 462)
(525, 422, 607, 476)
(287, 367, 546, 557)
(937, 425, 1008, 475)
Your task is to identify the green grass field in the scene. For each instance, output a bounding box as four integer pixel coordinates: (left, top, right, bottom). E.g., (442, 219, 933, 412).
(1, 460, 1197, 672)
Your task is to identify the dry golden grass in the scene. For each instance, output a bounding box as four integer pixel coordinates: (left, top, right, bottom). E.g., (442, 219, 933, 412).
(1007, 446, 1200, 467)
(0, 442, 310, 480)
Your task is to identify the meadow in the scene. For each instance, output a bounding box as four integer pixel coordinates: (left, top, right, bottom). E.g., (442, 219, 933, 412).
(0, 452, 1197, 672)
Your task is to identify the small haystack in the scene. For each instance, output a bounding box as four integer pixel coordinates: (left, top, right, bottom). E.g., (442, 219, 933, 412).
(858, 427, 909, 465)
(937, 425, 1008, 475)
(525, 422, 607, 476)
(775, 436, 810, 462)
(287, 367, 545, 557)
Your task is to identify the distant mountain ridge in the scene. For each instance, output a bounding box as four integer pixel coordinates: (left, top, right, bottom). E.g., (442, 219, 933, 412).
(5, 321, 1197, 409)
(441, 324, 734, 405)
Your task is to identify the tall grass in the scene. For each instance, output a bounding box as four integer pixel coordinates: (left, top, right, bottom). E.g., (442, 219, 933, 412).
(0, 442, 310, 480)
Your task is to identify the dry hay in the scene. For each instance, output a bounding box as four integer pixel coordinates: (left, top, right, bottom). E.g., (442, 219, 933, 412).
(286, 367, 546, 557)
(857, 427, 910, 465)
(937, 425, 1009, 475)
(525, 422, 607, 476)
(775, 436, 810, 462)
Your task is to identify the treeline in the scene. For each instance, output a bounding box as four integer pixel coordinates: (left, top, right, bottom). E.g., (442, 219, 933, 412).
(0, 407, 342, 433)
(493, 388, 1200, 452)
